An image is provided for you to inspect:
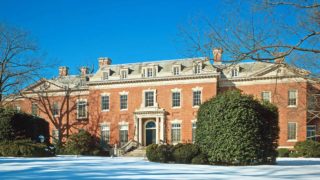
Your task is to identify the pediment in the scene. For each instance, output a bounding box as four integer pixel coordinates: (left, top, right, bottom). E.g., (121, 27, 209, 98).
(250, 64, 308, 78)
(23, 79, 65, 92)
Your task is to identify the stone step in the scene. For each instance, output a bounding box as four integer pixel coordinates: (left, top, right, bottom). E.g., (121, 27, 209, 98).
(123, 147, 146, 157)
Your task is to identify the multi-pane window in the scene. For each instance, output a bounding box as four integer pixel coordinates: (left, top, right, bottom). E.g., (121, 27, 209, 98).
(120, 95, 128, 110)
(231, 68, 239, 77)
(193, 90, 201, 106)
(288, 90, 297, 106)
(31, 103, 38, 116)
(288, 122, 297, 141)
(147, 68, 153, 77)
(100, 124, 110, 147)
(261, 91, 271, 102)
(145, 91, 154, 107)
(171, 123, 181, 143)
(307, 125, 316, 140)
(173, 66, 180, 75)
(194, 64, 201, 74)
(52, 129, 59, 143)
(172, 92, 181, 107)
(192, 122, 197, 143)
(77, 100, 87, 119)
(121, 70, 127, 79)
(101, 95, 110, 111)
(52, 102, 59, 116)
(119, 124, 128, 147)
(102, 71, 108, 80)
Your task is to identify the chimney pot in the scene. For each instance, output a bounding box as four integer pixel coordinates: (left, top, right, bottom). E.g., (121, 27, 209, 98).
(80, 66, 89, 76)
(213, 48, 223, 64)
(59, 66, 69, 77)
(99, 57, 112, 68)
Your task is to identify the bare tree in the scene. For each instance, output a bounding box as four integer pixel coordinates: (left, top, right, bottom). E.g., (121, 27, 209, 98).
(0, 23, 49, 106)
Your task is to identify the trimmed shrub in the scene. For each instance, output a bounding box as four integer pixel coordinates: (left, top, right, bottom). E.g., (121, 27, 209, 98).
(146, 144, 174, 163)
(0, 139, 55, 157)
(294, 140, 320, 157)
(173, 143, 200, 164)
(196, 90, 279, 165)
(277, 148, 290, 157)
(146, 144, 159, 162)
(191, 153, 209, 165)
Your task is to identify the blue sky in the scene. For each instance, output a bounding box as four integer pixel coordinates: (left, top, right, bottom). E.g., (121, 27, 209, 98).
(0, 0, 222, 76)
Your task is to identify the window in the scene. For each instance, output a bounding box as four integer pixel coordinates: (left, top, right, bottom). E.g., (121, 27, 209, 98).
(52, 129, 59, 143)
(120, 70, 127, 79)
(102, 71, 108, 80)
(31, 103, 38, 116)
(100, 124, 110, 147)
(172, 92, 181, 107)
(147, 68, 153, 77)
(15, 105, 21, 112)
(261, 91, 271, 102)
(119, 124, 128, 147)
(77, 100, 87, 119)
(307, 125, 316, 141)
(145, 91, 154, 107)
(288, 122, 297, 141)
(52, 102, 59, 116)
(288, 90, 297, 107)
(171, 123, 181, 143)
(120, 95, 128, 110)
(101, 95, 110, 111)
(192, 122, 197, 143)
(231, 68, 239, 77)
(173, 66, 180, 75)
(194, 64, 201, 74)
(193, 90, 201, 106)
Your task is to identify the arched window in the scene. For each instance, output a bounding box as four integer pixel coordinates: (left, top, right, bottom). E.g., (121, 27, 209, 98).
(146, 121, 156, 129)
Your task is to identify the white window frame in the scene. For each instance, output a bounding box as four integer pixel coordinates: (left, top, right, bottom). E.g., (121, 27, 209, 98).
(191, 120, 197, 143)
(307, 125, 316, 140)
(231, 68, 239, 77)
(288, 90, 298, 107)
(171, 119, 182, 144)
(120, 94, 128, 111)
(77, 99, 88, 119)
(119, 121, 129, 147)
(172, 65, 181, 76)
(261, 91, 272, 103)
(287, 122, 297, 142)
(142, 89, 157, 108)
(101, 93, 110, 112)
(100, 123, 110, 146)
(31, 103, 38, 116)
(171, 88, 182, 108)
(120, 69, 128, 79)
(102, 71, 109, 80)
(192, 87, 203, 108)
(147, 67, 153, 77)
(194, 63, 202, 74)
(52, 102, 60, 117)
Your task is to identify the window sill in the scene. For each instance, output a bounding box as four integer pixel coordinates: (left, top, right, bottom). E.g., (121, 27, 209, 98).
(192, 106, 200, 109)
(172, 106, 181, 109)
(120, 109, 128, 111)
(101, 110, 110, 112)
(287, 139, 298, 142)
(288, 105, 297, 108)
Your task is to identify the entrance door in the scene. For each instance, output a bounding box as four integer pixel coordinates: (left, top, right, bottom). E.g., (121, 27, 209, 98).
(145, 121, 156, 146)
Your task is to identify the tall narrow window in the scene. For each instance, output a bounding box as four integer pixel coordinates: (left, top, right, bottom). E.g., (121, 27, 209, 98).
(52, 129, 59, 144)
(31, 103, 38, 116)
(193, 90, 201, 106)
(77, 100, 87, 119)
(194, 64, 201, 74)
(145, 91, 154, 107)
(120, 95, 128, 110)
(261, 91, 271, 102)
(102, 71, 108, 80)
(119, 124, 128, 147)
(288, 90, 297, 106)
(172, 92, 181, 108)
(173, 66, 180, 75)
(147, 68, 153, 77)
(307, 125, 316, 141)
(101, 95, 110, 111)
(171, 123, 181, 144)
(100, 124, 110, 147)
(192, 122, 197, 143)
(288, 122, 297, 141)
(52, 102, 59, 116)
(120, 70, 127, 79)
(231, 68, 239, 77)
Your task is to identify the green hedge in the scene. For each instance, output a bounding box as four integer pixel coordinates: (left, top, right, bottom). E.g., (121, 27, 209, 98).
(191, 153, 209, 165)
(277, 148, 290, 157)
(196, 90, 279, 165)
(146, 144, 174, 163)
(0, 139, 55, 157)
(294, 140, 320, 157)
(173, 143, 200, 164)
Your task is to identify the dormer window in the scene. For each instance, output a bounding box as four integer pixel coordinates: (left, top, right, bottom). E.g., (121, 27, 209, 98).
(231, 68, 239, 77)
(147, 68, 153, 77)
(142, 65, 157, 78)
(173, 66, 180, 76)
(102, 71, 109, 80)
(194, 63, 201, 74)
(120, 69, 128, 79)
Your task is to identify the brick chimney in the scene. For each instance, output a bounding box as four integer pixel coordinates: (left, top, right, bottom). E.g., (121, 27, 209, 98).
(80, 66, 89, 76)
(213, 48, 223, 64)
(59, 66, 69, 77)
(98, 57, 112, 68)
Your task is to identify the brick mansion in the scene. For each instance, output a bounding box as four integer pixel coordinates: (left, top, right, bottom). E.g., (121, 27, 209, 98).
(11, 49, 319, 149)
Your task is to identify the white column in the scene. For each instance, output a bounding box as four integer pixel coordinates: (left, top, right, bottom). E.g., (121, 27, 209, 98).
(134, 116, 138, 141)
(156, 117, 159, 144)
(160, 116, 164, 142)
(139, 118, 142, 145)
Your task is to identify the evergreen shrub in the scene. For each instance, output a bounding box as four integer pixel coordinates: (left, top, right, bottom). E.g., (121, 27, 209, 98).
(172, 143, 200, 163)
(294, 140, 320, 157)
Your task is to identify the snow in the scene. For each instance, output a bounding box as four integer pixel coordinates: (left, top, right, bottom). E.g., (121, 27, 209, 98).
(0, 156, 320, 179)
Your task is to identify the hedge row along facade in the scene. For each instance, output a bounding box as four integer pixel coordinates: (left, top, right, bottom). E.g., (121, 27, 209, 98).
(10, 51, 320, 148)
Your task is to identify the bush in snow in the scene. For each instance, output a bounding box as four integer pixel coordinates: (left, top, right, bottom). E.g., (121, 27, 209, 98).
(294, 140, 320, 157)
(191, 153, 209, 165)
(146, 144, 174, 163)
(196, 90, 279, 165)
(277, 148, 290, 157)
(172, 143, 200, 164)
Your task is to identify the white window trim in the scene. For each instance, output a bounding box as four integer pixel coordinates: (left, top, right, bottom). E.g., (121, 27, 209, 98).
(119, 121, 129, 126)
(119, 93, 128, 111)
(170, 119, 182, 144)
(171, 88, 182, 109)
(76, 99, 88, 119)
(288, 89, 298, 108)
(172, 64, 181, 76)
(261, 91, 272, 103)
(192, 87, 203, 108)
(102, 70, 110, 80)
(101, 94, 110, 112)
(120, 68, 129, 79)
(287, 122, 298, 142)
(142, 89, 158, 108)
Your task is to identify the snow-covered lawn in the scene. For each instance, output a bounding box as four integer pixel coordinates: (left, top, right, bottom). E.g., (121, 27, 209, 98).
(0, 156, 320, 179)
